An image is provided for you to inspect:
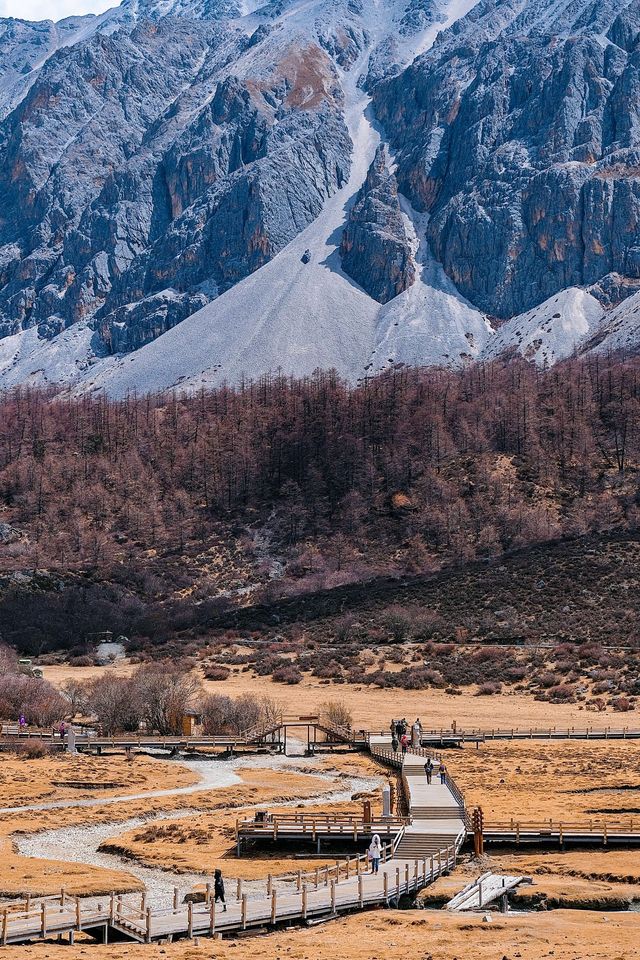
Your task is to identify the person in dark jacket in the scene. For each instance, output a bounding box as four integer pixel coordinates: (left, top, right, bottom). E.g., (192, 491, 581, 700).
(214, 868, 226, 911)
(424, 758, 433, 785)
(391, 735, 399, 753)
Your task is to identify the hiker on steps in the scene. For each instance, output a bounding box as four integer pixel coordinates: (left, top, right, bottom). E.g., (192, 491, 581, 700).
(424, 757, 433, 785)
(400, 733, 409, 755)
(438, 760, 447, 785)
(368, 834, 382, 874)
(214, 869, 227, 911)
(391, 734, 399, 754)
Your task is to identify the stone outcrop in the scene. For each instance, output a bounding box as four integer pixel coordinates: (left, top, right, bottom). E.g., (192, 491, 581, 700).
(373, 0, 640, 319)
(340, 145, 415, 303)
(0, 0, 352, 352)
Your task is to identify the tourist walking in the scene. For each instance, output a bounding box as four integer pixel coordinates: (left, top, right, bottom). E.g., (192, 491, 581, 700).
(391, 734, 399, 754)
(368, 833, 382, 874)
(439, 760, 447, 785)
(412, 718, 422, 748)
(214, 868, 227, 911)
(424, 757, 433, 785)
(400, 733, 409, 755)
(395, 719, 404, 740)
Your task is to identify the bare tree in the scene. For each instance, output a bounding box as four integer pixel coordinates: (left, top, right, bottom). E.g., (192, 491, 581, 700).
(87, 673, 141, 734)
(133, 663, 202, 735)
(61, 679, 89, 718)
(319, 699, 353, 731)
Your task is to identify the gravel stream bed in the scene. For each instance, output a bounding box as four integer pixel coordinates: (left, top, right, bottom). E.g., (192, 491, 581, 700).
(15, 748, 381, 908)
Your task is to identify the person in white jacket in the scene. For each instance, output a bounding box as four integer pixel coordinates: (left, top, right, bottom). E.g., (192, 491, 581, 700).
(368, 834, 382, 874)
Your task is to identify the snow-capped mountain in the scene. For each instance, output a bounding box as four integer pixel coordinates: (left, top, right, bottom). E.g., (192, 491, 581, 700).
(0, 0, 640, 394)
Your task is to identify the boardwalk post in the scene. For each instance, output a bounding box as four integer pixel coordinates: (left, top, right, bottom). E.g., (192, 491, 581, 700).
(241, 894, 247, 930)
(315, 866, 320, 889)
(430, 856, 434, 880)
(41, 902, 47, 938)
(237, 878, 243, 900)
(346, 857, 350, 879)
(145, 907, 151, 943)
(330, 879, 336, 915)
(267, 874, 272, 896)
(395, 867, 400, 898)
(302, 884, 308, 919)
(324, 865, 329, 887)
(438, 850, 442, 874)
(404, 864, 409, 892)
(358, 875, 363, 907)
(414, 860, 418, 887)
(209, 899, 215, 936)
(205, 883, 211, 905)
(76, 899, 81, 929)
(422, 858, 427, 882)
(2, 909, 7, 946)
(110, 893, 115, 922)
(61, 888, 66, 907)
(173, 888, 179, 912)
(187, 901, 193, 938)
(296, 870, 302, 892)
(271, 889, 277, 925)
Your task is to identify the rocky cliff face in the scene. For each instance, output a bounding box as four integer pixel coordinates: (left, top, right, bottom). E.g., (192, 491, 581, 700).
(2, 0, 640, 390)
(373, 0, 640, 319)
(0, 0, 352, 350)
(340, 145, 415, 303)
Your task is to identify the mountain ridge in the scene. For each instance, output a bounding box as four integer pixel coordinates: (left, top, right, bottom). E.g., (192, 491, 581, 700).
(0, 0, 639, 393)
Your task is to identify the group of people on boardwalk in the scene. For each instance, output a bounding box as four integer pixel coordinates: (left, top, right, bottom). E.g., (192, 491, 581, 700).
(390, 717, 447, 784)
(390, 717, 423, 754)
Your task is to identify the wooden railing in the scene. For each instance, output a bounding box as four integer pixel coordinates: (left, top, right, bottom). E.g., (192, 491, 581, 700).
(235, 812, 409, 839)
(482, 817, 640, 842)
(366, 726, 640, 741)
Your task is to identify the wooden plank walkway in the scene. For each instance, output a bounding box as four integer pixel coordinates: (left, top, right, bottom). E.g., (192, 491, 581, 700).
(366, 726, 640, 746)
(446, 872, 529, 911)
(1, 740, 465, 945)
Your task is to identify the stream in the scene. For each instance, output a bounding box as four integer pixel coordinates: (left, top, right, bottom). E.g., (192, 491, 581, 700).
(15, 749, 382, 907)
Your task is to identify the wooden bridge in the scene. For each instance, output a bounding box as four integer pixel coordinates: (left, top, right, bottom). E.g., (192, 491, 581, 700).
(4, 728, 640, 944)
(2, 723, 639, 756)
(0, 736, 465, 945)
(0, 716, 360, 756)
(367, 726, 640, 748)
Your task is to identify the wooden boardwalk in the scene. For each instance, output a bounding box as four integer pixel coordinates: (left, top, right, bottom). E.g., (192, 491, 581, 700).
(5, 729, 640, 944)
(1, 739, 465, 945)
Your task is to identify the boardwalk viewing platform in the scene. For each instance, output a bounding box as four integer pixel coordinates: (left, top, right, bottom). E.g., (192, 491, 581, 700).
(2, 723, 639, 756)
(1, 736, 465, 946)
(3, 727, 640, 945)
